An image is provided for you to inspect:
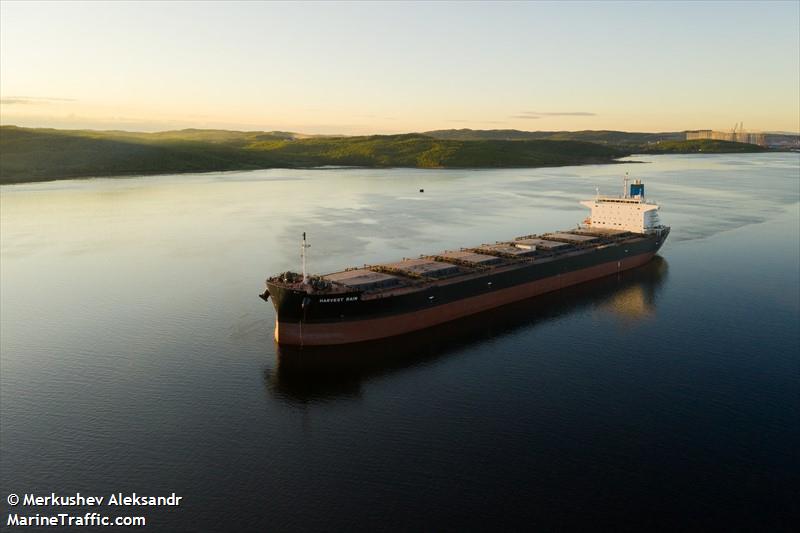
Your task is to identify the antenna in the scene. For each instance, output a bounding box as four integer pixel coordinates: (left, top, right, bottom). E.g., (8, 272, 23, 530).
(301, 232, 310, 284)
(623, 172, 629, 198)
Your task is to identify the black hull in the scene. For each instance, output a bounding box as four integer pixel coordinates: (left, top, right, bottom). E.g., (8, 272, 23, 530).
(264, 229, 669, 345)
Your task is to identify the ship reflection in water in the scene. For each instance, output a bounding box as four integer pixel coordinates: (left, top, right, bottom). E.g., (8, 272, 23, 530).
(266, 256, 668, 403)
(597, 266, 664, 321)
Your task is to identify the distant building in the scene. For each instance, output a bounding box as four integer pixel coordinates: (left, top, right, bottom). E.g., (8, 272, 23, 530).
(686, 127, 765, 146)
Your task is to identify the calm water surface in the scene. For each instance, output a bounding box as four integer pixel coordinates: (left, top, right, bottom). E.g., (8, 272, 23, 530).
(1, 154, 798, 531)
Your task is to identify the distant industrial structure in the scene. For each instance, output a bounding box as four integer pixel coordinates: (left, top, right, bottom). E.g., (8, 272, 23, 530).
(686, 123, 765, 146)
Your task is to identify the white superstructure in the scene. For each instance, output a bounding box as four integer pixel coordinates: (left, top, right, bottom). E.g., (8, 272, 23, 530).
(580, 177, 663, 234)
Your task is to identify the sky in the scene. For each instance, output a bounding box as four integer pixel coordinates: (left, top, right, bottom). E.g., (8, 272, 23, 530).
(1, 0, 798, 134)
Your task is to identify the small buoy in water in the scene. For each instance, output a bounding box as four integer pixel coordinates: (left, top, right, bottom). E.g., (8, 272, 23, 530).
(419, 188, 424, 193)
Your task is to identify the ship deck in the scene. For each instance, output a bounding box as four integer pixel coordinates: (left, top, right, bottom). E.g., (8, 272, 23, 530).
(269, 227, 650, 297)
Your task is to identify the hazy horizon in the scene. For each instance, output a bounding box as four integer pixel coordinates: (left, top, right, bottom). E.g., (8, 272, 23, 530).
(2, 124, 799, 137)
(1, 1, 798, 135)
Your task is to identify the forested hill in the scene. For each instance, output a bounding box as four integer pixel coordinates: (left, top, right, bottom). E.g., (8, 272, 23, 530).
(423, 128, 686, 146)
(0, 126, 626, 184)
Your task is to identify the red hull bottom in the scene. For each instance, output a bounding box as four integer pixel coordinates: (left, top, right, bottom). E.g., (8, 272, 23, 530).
(275, 251, 655, 346)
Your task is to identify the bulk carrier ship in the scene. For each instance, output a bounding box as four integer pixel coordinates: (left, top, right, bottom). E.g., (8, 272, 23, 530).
(261, 177, 669, 346)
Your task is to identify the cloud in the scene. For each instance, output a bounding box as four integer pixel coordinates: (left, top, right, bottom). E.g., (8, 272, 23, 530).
(0, 96, 76, 105)
(512, 111, 596, 119)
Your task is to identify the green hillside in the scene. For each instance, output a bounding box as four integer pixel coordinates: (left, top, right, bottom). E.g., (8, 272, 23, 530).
(424, 129, 769, 153)
(638, 139, 767, 154)
(1, 126, 769, 184)
(423, 128, 685, 146)
(0, 126, 625, 184)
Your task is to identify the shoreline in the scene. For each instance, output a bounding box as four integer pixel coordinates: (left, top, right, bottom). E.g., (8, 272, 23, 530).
(0, 158, 633, 186)
(2, 126, 776, 186)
